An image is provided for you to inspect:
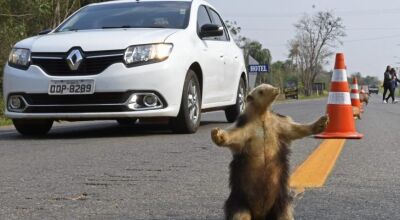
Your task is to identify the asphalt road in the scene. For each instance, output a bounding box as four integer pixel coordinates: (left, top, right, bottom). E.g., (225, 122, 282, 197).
(0, 95, 398, 220)
(295, 95, 400, 220)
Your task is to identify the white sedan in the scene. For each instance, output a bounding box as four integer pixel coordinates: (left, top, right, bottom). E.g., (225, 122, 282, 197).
(3, 0, 247, 135)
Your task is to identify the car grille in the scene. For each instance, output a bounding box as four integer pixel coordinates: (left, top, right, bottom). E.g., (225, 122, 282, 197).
(24, 106, 130, 113)
(10, 91, 167, 114)
(21, 92, 131, 113)
(31, 49, 124, 76)
(23, 93, 130, 105)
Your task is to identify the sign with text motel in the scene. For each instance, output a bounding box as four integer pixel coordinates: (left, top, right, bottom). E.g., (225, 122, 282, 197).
(249, 64, 269, 73)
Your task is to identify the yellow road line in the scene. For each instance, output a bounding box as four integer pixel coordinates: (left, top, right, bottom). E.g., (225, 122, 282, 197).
(290, 139, 346, 188)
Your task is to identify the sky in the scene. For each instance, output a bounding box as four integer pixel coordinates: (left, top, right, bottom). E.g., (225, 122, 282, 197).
(207, 0, 400, 80)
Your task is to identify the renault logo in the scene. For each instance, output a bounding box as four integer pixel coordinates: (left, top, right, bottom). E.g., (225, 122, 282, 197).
(66, 49, 83, 71)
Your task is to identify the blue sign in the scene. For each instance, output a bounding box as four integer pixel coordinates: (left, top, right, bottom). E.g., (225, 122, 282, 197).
(249, 64, 269, 73)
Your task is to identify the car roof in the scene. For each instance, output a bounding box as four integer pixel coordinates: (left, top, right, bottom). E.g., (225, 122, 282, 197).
(90, 0, 217, 11)
(92, 0, 193, 6)
(88, 0, 217, 16)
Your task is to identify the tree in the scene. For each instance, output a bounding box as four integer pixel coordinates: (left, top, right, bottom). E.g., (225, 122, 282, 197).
(288, 11, 346, 95)
(245, 41, 271, 66)
(350, 72, 380, 86)
(225, 21, 271, 66)
(362, 75, 380, 86)
(244, 41, 272, 84)
(225, 20, 247, 47)
(269, 59, 301, 91)
(0, 0, 108, 93)
(225, 21, 272, 85)
(350, 72, 362, 84)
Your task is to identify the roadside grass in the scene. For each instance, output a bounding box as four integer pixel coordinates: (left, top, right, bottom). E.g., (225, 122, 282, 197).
(0, 97, 12, 126)
(0, 118, 11, 126)
(276, 91, 328, 102)
(298, 91, 328, 100)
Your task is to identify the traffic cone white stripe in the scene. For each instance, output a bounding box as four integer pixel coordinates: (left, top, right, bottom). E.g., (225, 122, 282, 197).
(350, 84, 358, 90)
(350, 93, 360, 99)
(328, 92, 351, 105)
(332, 69, 348, 82)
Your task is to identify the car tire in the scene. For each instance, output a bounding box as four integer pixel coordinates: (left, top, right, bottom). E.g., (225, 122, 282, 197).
(13, 119, 53, 136)
(225, 77, 246, 123)
(170, 70, 201, 134)
(116, 118, 138, 126)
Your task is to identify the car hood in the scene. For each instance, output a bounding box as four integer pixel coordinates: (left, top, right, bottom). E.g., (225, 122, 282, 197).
(15, 29, 179, 52)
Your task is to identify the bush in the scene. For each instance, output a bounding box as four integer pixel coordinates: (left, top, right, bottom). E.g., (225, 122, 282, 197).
(0, 92, 11, 126)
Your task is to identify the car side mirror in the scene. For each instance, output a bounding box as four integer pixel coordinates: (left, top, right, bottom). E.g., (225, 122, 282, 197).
(38, 28, 52, 35)
(200, 24, 224, 38)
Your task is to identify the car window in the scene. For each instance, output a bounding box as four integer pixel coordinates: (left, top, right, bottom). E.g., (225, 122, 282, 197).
(207, 8, 230, 41)
(57, 1, 191, 32)
(197, 5, 212, 37)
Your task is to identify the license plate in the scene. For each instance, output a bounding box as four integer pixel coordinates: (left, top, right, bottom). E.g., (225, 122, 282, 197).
(48, 80, 95, 95)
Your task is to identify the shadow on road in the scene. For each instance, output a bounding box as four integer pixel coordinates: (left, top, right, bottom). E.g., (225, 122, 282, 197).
(0, 120, 229, 140)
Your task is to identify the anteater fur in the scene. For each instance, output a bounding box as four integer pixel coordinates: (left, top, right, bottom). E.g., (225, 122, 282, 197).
(211, 84, 329, 220)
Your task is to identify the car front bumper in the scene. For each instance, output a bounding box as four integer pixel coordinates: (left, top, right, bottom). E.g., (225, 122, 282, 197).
(5, 108, 177, 119)
(3, 61, 186, 120)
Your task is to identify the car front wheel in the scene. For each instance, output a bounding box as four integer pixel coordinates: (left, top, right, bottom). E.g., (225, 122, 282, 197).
(225, 78, 246, 123)
(13, 119, 53, 136)
(170, 70, 201, 134)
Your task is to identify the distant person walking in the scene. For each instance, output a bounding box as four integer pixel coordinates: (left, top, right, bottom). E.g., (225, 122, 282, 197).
(383, 65, 392, 103)
(389, 68, 400, 103)
(384, 68, 400, 103)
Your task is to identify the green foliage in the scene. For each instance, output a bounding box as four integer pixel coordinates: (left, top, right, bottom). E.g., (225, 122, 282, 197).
(244, 41, 272, 85)
(289, 11, 346, 96)
(0, 97, 11, 126)
(225, 20, 247, 47)
(270, 60, 297, 90)
(0, 0, 110, 67)
(350, 72, 380, 86)
(225, 21, 272, 85)
(0, 0, 109, 124)
(245, 41, 272, 66)
(225, 21, 272, 66)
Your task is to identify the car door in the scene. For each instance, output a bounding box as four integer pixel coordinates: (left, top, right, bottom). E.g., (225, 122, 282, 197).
(224, 42, 243, 101)
(207, 8, 237, 101)
(196, 5, 226, 105)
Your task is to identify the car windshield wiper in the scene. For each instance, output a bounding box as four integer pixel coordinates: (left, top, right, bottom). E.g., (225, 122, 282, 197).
(142, 25, 169, 28)
(102, 25, 133, 29)
(57, 27, 81, 32)
(102, 25, 169, 29)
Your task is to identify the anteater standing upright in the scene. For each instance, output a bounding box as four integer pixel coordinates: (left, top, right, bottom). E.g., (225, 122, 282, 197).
(211, 84, 328, 220)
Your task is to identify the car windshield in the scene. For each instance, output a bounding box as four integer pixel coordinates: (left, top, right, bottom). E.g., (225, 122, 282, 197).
(56, 1, 191, 32)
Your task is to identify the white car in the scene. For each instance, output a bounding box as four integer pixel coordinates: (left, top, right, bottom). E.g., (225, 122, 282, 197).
(3, 0, 247, 135)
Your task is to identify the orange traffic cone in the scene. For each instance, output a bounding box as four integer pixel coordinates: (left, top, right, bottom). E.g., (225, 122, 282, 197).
(350, 77, 363, 113)
(315, 53, 363, 139)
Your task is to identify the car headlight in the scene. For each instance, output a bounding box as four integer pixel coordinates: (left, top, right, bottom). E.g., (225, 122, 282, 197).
(124, 43, 173, 66)
(8, 48, 31, 70)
